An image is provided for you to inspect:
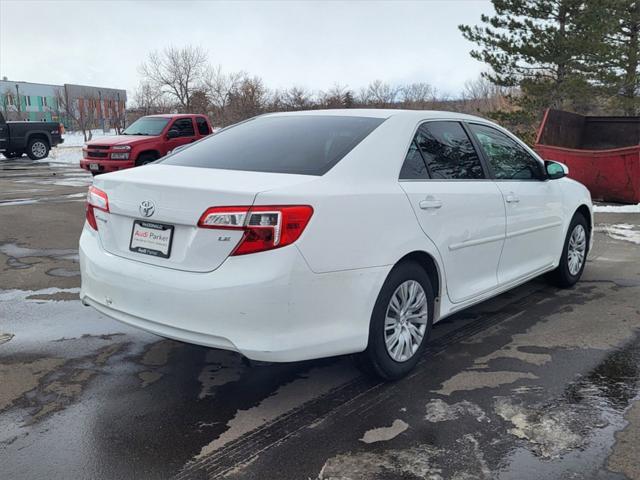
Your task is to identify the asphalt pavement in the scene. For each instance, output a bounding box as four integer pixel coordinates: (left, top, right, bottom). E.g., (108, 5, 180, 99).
(1, 156, 639, 480)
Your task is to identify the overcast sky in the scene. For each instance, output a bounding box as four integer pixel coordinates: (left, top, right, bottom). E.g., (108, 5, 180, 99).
(0, 0, 492, 100)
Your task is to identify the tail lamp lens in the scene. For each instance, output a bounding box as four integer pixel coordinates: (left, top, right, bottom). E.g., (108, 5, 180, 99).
(198, 205, 313, 255)
(86, 186, 109, 230)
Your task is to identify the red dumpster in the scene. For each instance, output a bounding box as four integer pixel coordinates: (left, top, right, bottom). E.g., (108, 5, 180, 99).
(534, 109, 640, 204)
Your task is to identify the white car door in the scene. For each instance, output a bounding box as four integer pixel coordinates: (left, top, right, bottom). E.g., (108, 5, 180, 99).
(399, 121, 506, 304)
(467, 123, 564, 284)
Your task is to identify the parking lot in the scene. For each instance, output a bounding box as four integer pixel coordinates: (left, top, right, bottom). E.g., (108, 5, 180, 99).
(1, 156, 639, 479)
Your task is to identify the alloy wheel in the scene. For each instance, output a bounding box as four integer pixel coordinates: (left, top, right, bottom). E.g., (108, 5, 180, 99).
(32, 141, 47, 159)
(567, 224, 586, 276)
(384, 280, 428, 362)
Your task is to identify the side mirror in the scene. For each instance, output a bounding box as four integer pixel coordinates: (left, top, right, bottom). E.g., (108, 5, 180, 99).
(167, 129, 180, 139)
(545, 160, 568, 180)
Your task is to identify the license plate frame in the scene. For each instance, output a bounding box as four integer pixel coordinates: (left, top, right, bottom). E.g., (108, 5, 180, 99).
(129, 220, 174, 259)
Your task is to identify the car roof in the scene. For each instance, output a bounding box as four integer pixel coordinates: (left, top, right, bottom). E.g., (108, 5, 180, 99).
(264, 108, 488, 122)
(145, 114, 204, 119)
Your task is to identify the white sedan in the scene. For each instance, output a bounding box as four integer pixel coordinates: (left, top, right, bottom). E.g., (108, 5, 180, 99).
(80, 110, 592, 379)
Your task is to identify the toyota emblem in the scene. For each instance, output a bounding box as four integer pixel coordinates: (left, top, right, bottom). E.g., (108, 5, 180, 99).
(139, 200, 155, 217)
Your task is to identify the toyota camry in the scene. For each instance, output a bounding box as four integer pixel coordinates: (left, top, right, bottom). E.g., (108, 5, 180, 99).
(79, 110, 592, 379)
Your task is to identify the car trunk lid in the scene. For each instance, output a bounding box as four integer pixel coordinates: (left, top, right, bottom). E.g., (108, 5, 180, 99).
(92, 164, 316, 272)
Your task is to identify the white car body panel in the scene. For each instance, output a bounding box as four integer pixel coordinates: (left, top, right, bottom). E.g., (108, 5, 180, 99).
(80, 109, 593, 362)
(495, 179, 564, 284)
(401, 180, 506, 303)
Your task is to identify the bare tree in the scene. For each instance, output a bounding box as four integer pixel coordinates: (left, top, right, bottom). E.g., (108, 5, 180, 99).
(400, 82, 437, 108)
(359, 80, 399, 107)
(1, 87, 12, 120)
(139, 45, 209, 112)
(133, 81, 171, 115)
(205, 67, 244, 126)
(319, 83, 354, 108)
(461, 76, 513, 113)
(225, 76, 268, 125)
(56, 89, 98, 141)
(280, 86, 313, 111)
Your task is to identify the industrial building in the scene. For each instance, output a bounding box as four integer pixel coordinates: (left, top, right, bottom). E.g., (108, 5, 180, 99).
(0, 78, 127, 130)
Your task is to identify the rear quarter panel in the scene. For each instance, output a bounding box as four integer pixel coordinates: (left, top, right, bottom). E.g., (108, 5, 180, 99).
(253, 114, 446, 276)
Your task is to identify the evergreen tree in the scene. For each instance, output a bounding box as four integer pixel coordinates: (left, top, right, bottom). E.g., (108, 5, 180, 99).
(459, 0, 610, 141)
(595, 1, 640, 115)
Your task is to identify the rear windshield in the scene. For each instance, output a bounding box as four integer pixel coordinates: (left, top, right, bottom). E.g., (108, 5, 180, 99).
(160, 115, 385, 175)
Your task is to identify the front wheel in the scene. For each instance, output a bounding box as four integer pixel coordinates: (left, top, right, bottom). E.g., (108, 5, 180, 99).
(359, 261, 434, 380)
(26, 138, 50, 160)
(135, 152, 157, 166)
(548, 213, 589, 288)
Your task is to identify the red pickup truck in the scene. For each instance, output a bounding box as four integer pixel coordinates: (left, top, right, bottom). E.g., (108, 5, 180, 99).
(81, 114, 213, 175)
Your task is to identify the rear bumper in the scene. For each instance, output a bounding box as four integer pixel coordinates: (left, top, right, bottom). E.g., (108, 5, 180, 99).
(79, 227, 389, 362)
(80, 158, 134, 174)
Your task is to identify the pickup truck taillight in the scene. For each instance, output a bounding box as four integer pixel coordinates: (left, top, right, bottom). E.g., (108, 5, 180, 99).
(58, 123, 65, 135)
(198, 205, 313, 255)
(86, 186, 109, 230)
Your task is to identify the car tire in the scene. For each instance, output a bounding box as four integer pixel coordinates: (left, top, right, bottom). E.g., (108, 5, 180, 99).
(26, 138, 50, 160)
(359, 261, 434, 380)
(135, 152, 157, 166)
(548, 212, 589, 288)
(3, 151, 24, 159)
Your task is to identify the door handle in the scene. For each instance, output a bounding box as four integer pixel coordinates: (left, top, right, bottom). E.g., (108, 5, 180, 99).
(505, 192, 520, 203)
(419, 197, 443, 210)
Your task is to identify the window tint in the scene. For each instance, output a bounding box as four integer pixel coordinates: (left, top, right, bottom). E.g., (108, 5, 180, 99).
(469, 124, 544, 180)
(414, 122, 484, 180)
(196, 117, 210, 135)
(172, 118, 195, 137)
(161, 115, 385, 176)
(399, 141, 429, 180)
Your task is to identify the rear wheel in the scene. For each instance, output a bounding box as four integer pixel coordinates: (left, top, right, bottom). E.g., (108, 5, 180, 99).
(27, 138, 50, 160)
(359, 261, 434, 380)
(135, 152, 157, 166)
(548, 213, 588, 288)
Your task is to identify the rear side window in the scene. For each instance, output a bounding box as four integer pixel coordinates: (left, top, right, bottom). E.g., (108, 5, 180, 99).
(161, 115, 385, 175)
(399, 141, 429, 180)
(196, 117, 210, 135)
(171, 118, 195, 137)
(414, 122, 485, 180)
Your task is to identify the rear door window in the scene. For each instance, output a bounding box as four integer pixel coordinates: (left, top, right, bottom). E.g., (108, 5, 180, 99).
(196, 117, 210, 135)
(414, 122, 485, 180)
(161, 115, 385, 175)
(171, 118, 195, 137)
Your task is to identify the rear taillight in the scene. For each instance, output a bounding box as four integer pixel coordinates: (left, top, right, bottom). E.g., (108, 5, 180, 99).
(198, 205, 313, 255)
(59, 123, 65, 135)
(86, 186, 109, 230)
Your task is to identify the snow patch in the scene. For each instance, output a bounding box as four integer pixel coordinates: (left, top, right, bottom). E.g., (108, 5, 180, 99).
(596, 223, 640, 245)
(594, 203, 640, 213)
(495, 398, 583, 458)
(0, 287, 80, 302)
(318, 445, 444, 480)
(424, 399, 488, 423)
(434, 370, 538, 396)
(360, 419, 409, 444)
